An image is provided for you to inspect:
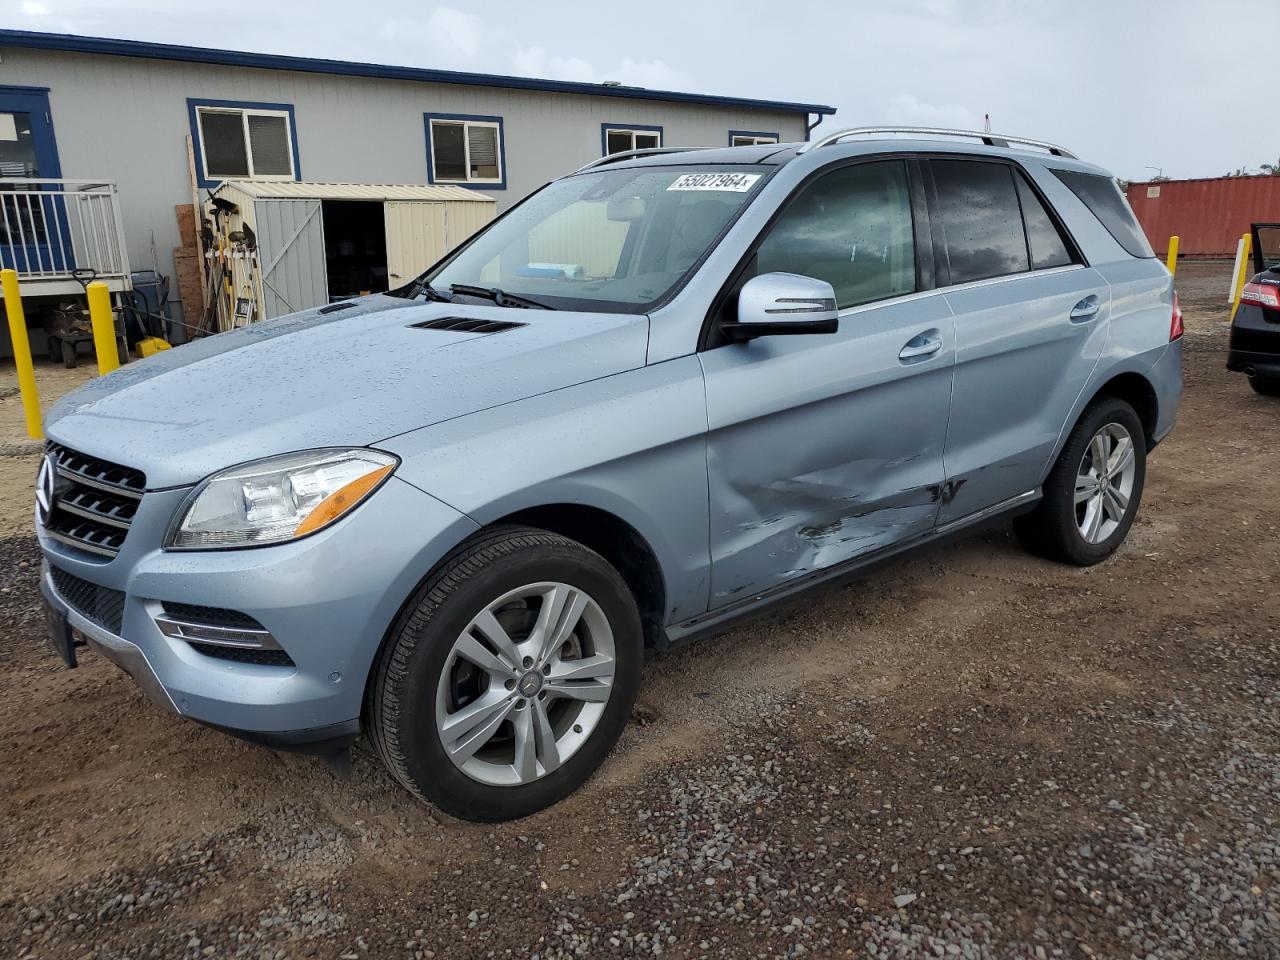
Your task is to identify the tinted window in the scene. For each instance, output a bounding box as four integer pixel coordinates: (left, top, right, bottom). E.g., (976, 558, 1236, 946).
(1015, 173, 1074, 270)
(932, 160, 1028, 284)
(1051, 169, 1154, 258)
(756, 160, 916, 309)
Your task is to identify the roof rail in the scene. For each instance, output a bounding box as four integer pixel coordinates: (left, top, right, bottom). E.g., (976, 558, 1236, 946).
(797, 126, 1077, 159)
(571, 146, 693, 174)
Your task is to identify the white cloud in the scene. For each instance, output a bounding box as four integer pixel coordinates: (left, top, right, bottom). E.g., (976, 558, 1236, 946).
(883, 93, 975, 130)
(424, 6, 483, 58)
(21, 1, 50, 14)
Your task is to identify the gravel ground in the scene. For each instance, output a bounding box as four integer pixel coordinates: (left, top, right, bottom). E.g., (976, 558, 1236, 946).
(0, 260, 1276, 959)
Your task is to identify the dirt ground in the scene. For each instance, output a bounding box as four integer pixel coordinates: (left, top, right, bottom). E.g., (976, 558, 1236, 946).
(0, 259, 1276, 959)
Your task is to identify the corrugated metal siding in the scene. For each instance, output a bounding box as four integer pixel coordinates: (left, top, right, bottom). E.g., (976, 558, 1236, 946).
(1126, 176, 1280, 257)
(447, 200, 495, 248)
(256, 198, 326, 315)
(528, 203, 628, 277)
(226, 181, 489, 202)
(385, 201, 447, 285)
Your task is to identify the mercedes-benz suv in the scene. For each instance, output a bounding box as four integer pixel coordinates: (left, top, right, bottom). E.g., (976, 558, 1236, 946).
(36, 127, 1182, 821)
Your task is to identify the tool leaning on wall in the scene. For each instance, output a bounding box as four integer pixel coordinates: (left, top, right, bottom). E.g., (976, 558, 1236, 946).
(201, 197, 260, 333)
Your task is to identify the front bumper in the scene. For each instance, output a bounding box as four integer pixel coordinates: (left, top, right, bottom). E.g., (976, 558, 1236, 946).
(36, 475, 478, 745)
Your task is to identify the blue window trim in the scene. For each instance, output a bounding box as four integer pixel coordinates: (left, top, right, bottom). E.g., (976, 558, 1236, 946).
(600, 123, 664, 157)
(728, 129, 779, 146)
(186, 98, 301, 189)
(424, 113, 506, 191)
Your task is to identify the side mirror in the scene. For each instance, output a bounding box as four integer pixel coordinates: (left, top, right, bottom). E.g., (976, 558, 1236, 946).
(722, 272, 839, 341)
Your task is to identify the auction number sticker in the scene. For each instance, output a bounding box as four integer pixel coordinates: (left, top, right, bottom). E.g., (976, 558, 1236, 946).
(667, 173, 761, 192)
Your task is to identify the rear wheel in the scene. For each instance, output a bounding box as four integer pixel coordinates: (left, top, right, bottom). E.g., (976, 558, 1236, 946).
(1249, 376, 1280, 397)
(368, 526, 642, 821)
(1014, 397, 1146, 566)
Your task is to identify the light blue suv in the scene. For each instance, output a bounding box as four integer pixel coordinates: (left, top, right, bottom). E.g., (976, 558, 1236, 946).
(36, 127, 1182, 820)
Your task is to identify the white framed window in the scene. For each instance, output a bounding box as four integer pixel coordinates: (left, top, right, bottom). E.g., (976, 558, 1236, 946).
(603, 125, 662, 156)
(730, 132, 779, 147)
(427, 116, 504, 186)
(194, 105, 296, 182)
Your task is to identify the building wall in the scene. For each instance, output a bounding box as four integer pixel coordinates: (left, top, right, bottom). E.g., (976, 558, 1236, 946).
(0, 47, 806, 304)
(1126, 175, 1280, 258)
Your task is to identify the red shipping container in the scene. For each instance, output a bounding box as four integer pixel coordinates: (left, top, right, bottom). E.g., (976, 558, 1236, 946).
(1126, 175, 1280, 258)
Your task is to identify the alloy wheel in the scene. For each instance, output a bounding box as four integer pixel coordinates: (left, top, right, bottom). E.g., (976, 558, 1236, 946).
(434, 582, 616, 787)
(1074, 422, 1137, 544)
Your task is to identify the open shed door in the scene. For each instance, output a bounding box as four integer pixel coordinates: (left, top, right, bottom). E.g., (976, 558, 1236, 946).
(385, 201, 447, 288)
(256, 199, 327, 317)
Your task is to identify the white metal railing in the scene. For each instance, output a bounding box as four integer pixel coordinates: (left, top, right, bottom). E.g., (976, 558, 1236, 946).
(0, 179, 130, 281)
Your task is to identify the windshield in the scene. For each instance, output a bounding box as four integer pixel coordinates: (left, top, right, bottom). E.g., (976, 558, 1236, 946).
(423, 166, 770, 312)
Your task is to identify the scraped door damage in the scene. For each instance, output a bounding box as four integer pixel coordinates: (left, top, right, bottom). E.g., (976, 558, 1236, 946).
(700, 293, 956, 606)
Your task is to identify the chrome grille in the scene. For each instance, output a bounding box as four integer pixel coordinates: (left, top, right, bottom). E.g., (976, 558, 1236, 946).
(43, 443, 146, 559)
(49, 565, 125, 634)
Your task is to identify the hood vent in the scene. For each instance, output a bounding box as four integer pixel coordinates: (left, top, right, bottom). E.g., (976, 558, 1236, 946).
(410, 316, 525, 335)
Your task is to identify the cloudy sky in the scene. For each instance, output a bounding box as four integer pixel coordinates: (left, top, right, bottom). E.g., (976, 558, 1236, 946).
(1, 0, 1262, 181)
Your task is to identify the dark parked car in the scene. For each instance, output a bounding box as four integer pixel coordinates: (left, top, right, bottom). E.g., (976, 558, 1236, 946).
(1228, 222, 1280, 396)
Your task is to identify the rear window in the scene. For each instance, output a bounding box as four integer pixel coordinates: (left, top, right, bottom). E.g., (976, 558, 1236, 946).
(932, 159, 1029, 284)
(1015, 173, 1075, 270)
(1051, 169, 1154, 258)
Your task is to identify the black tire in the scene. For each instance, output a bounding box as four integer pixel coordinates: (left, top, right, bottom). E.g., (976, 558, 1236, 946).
(1014, 397, 1146, 566)
(1249, 376, 1280, 397)
(60, 339, 77, 368)
(367, 525, 643, 822)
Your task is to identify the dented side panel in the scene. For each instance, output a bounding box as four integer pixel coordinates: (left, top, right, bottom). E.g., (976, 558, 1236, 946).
(699, 291, 956, 607)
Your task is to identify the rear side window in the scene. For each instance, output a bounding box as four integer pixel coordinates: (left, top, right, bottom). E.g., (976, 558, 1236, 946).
(1015, 173, 1075, 270)
(931, 160, 1029, 284)
(756, 160, 916, 309)
(1050, 169, 1154, 258)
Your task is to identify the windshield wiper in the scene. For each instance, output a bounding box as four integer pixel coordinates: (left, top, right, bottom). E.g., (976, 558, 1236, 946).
(406, 278, 453, 303)
(449, 283, 553, 310)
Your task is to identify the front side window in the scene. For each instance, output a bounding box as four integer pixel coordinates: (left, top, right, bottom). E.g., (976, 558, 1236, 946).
(755, 160, 916, 309)
(604, 126, 662, 155)
(730, 132, 779, 147)
(932, 159, 1029, 284)
(424, 166, 767, 312)
(194, 104, 296, 181)
(428, 116, 503, 185)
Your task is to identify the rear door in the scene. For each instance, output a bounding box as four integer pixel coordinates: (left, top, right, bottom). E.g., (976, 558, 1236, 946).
(929, 157, 1111, 524)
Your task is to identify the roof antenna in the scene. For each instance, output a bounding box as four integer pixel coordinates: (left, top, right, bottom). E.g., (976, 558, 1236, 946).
(983, 113, 992, 133)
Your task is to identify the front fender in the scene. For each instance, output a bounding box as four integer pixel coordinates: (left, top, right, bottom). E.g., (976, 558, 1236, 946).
(384, 356, 712, 625)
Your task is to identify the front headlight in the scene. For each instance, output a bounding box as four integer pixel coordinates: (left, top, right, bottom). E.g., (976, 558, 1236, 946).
(167, 448, 398, 550)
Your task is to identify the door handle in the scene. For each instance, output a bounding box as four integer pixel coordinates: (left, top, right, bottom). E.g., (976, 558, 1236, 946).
(899, 333, 943, 361)
(1069, 295, 1101, 322)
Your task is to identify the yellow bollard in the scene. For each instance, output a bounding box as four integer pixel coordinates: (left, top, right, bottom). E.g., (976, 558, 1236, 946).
(85, 280, 120, 375)
(2, 268, 43, 440)
(1230, 233, 1252, 321)
(1166, 235, 1179, 277)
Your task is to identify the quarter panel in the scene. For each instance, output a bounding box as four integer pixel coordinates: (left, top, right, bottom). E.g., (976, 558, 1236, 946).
(383, 356, 712, 624)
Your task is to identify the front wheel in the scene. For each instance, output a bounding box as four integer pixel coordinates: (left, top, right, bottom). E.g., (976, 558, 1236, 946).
(367, 526, 642, 821)
(1014, 397, 1146, 566)
(1249, 376, 1280, 397)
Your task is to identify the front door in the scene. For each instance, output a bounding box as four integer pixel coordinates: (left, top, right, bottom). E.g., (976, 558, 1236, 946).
(699, 159, 955, 608)
(0, 87, 67, 273)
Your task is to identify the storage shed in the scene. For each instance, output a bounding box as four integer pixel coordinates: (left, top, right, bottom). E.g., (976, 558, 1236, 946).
(204, 181, 495, 324)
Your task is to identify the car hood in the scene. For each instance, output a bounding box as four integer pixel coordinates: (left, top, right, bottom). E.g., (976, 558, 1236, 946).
(45, 295, 650, 488)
